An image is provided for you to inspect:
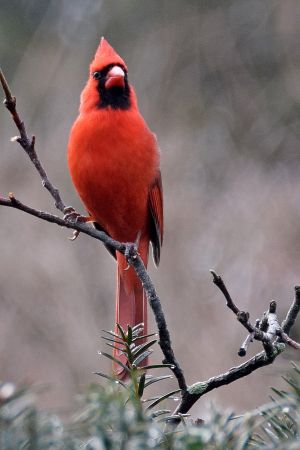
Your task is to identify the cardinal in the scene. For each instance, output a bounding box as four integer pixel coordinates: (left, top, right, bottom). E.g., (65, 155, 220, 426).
(67, 38, 163, 378)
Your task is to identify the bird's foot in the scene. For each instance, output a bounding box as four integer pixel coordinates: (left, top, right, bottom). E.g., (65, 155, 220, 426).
(63, 206, 91, 223)
(68, 229, 80, 241)
(63, 206, 93, 241)
(124, 232, 141, 270)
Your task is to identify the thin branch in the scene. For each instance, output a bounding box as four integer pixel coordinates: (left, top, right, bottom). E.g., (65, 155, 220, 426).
(173, 342, 285, 416)
(238, 319, 260, 357)
(210, 270, 239, 315)
(169, 279, 300, 423)
(0, 194, 125, 253)
(277, 331, 300, 350)
(212, 271, 278, 348)
(281, 286, 300, 335)
(238, 332, 254, 357)
(0, 68, 65, 211)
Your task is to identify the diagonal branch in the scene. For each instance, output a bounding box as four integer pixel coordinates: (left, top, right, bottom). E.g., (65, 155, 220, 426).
(281, 286, 300, 335)
(0, 193, 125, 252)
(0, 68, 65, 211)
(210, 269, 239, 315)
(173, 342, 285, 416)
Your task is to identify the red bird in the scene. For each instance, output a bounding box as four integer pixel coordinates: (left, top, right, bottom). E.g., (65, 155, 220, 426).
(68, 38, 163, 377)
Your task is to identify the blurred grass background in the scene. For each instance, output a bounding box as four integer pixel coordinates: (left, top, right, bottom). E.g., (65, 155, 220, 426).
(0, 0, 300, 418)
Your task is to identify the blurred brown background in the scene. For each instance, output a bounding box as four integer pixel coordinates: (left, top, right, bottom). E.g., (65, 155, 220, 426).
(1, 0, 300, 418)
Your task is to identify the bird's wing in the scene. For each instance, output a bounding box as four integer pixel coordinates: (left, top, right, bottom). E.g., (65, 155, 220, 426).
(94, 221, 117, 259)
(148, 171, 163, 266)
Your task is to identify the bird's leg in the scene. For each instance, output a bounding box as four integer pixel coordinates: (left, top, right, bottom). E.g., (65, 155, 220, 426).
(135, 230, 142, 248)
(124, 231, 141, 270)
(63, 206, 94, 241)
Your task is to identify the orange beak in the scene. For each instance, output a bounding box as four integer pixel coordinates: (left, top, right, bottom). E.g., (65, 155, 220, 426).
(105, 66, 125, 89)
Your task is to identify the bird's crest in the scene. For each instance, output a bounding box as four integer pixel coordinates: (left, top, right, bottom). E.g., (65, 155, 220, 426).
(91, 38, 127, 72)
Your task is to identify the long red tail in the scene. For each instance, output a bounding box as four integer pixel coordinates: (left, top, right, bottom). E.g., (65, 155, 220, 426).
(113, 241, 149, 379)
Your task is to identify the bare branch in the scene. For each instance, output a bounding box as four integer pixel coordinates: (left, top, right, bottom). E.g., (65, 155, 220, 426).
(210, 269, 239, 315)
(168, 275, 300, 424)
(0, 193, 125, 252)
(238, 319, 260, 357)
(277, 331, 300, 350)
(173, 342, 285, 416)
(0, 68, 65, 211)
(211, 271, 278, 350)
(238, 331, 254, 357)
(281, 286, 300, 335)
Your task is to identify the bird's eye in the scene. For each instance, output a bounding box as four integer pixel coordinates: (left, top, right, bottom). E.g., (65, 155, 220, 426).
(92, 71, 101, 80)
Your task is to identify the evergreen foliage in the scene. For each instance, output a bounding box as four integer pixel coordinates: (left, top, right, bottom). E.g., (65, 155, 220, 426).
(1, 325, 300, 449)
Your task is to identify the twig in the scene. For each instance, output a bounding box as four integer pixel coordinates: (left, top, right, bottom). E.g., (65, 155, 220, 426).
(169, 278, 300, 423)
(167, 275, 300, 425)
(277, 331, 300, 350)
(0, 68, 65, 211)
(238, 334, 254, 357)
(238, 320, 259, 357)
(0, 194, 125, 252)
(210, 270, 239, 315)
(212, 271, 278, 347)
(281, 286, 300, 335)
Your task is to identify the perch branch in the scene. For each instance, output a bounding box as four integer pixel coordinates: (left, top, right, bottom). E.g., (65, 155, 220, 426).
(0, 193, 125, 252)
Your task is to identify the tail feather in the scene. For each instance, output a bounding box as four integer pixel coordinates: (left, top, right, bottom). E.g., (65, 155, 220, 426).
(113, 240, 149, 379)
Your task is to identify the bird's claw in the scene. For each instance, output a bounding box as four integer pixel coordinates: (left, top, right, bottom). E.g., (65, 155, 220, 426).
(63, 206, 82, 223)
(124, 242, 140, 270)
(124, 231, 142, 270)
(124, 242, 138, 260)
(63, 206, 91, 224)
(68, 229, 80, 241)
(63, 206, 87, 241)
